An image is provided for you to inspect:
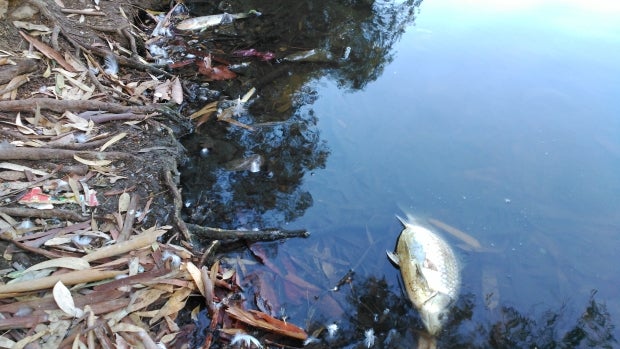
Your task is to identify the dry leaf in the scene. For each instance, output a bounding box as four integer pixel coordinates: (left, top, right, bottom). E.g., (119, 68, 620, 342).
(0, 335, 15, 348)
(0, 269, 125, 296)
(53, 281, 84, 317)
(110, 323, 145, 333)
(19, 31, 76, 72)
(118, 192, 130, 213)
(226, 307, 308, 340)
(185, 261, 204, 297)
(189, 101, 218, 120)
(63, 110, 91, 131)
(171, 77, 183, 104)
(81, 226, 170, 262)
(15, 112, 36, 134)
(100, 132, 127, 152)
(0, 73, 30, 100)
(153, 79, 171, 102)
(24, 257, 90, 273)
(73, 155, 112, 167)
(0, 162, 49, 176)
(12, 21, 51, 32)
(68, 176, 82, 206)
(149, 287, 192, 325)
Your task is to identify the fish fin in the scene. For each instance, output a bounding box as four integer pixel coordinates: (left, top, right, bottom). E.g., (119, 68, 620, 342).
(396, 215, 408, 227)
(386, 250, 400, 266)
(396, 213, 419, 228)
(423, 291, 454, 307)
(415, 263, 431, 289)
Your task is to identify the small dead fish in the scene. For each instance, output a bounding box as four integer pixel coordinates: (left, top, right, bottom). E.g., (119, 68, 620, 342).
(283, 48, 335, 63)
(176, 12, 249, 31)
(387, 215, 460, 336)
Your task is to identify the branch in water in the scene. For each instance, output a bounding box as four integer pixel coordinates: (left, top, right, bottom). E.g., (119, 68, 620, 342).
(187, 224, 309, 242)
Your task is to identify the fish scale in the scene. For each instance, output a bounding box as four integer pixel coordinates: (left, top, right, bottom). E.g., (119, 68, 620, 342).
(388, 216, 461, 336)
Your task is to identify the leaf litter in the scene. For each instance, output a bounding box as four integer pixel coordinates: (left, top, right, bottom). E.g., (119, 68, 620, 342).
(0, 0, 318, 347)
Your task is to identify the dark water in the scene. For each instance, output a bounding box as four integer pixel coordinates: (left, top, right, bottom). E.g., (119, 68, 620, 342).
(181, 0, 620, 347)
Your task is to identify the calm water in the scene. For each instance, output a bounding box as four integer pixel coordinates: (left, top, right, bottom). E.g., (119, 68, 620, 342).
(283, 0, 620, 346)
(182, 0, 620, 346)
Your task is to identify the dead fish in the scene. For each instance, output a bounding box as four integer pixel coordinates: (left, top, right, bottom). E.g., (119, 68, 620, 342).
(283, 48, 335, 63)
(387, 216, 460, 336)
(176, 12, 249, 31)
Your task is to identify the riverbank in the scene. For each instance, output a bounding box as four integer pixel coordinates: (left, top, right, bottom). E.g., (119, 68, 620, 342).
(0, 0, 309, 347)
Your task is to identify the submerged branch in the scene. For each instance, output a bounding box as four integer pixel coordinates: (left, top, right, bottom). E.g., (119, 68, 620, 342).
(188, 224, 309, 242)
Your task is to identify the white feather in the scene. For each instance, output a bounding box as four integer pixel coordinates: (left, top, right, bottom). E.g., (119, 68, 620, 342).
(230, 333, 262, 348)
(364, 329, 376, 348)
(103, 54, 118, 75)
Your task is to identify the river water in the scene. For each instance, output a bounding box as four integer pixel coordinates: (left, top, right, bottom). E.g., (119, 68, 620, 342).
(181, 0, 620, 347)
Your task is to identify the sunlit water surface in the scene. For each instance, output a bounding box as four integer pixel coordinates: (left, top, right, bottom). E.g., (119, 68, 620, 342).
(277, 0, 620, 346)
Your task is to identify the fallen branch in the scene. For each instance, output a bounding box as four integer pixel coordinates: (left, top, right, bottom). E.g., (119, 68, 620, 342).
(60, 8, 106, 16)
(0, 147, 135, 161)
(198, 240, 220, 268)
(0, 314, 48, 330)
(187, 224, 309, 242)
(82, 226, 168, 262)
(117, 194, 139, 242)
(0, 237, 67, 259)
(0, 98, 163, 114)
(78, 112, 149, 124)
(0, 59, 38, 85)
(162, 169, 191, 241)
(0, 268, 125, 297)
(0, 207, 88, 222)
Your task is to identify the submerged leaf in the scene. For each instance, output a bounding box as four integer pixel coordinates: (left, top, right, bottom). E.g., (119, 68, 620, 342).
(226, 307, 308, 340)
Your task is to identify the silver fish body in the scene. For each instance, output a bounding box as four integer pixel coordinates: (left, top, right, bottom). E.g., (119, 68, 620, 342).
(387, 216, 460, 336)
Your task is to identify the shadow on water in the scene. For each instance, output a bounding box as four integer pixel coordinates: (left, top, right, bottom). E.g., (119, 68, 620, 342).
(299, 278, 616, 349)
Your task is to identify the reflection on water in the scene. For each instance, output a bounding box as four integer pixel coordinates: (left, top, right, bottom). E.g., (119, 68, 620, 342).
(181, 0, 620, 346)
(306, 278, 616, 348)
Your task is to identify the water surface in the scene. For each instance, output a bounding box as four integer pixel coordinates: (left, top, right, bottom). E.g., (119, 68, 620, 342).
(183, 0, 620, 346)
(285, 0, 620, 346)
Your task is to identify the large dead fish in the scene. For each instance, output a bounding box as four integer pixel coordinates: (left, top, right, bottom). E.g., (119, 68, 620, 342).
(387, 216, 460, 336)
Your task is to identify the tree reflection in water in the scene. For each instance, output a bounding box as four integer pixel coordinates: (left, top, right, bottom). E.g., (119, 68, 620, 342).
(304, 277, 616, 348)
(181, 0, 422, 229)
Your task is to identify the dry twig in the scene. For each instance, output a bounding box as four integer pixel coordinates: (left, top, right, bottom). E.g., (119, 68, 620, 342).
(188, 224, 310, 242)
(0, 147, 135, 161)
